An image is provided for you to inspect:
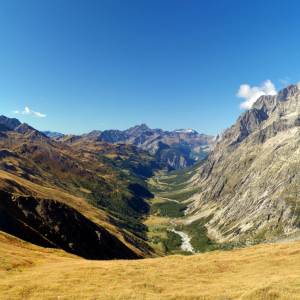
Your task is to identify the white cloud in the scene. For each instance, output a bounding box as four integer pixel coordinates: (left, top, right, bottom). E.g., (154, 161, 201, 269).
(237, 80, 277, 109)
(13, 106, 46, 118)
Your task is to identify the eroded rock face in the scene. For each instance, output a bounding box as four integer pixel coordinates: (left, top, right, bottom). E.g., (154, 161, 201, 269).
(185, 85, 300, 243)
(0, 191, 139, 260)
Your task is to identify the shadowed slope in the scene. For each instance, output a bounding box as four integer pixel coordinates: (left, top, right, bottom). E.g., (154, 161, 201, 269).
(0, 190, 139, 259)
(0, 169, 150, 258)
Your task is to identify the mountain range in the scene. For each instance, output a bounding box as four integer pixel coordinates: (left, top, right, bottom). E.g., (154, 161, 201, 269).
(45, 124, 214, 169)
(2, 84, 300, 261)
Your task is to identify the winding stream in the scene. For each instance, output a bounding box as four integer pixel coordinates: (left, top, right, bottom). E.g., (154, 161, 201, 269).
(171, 229, 195, 253)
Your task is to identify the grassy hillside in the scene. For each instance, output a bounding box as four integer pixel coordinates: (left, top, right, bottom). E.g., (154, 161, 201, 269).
(0, 128, 161, 257)
(0, 169, 150, 258)
(1, 231, 300, 299)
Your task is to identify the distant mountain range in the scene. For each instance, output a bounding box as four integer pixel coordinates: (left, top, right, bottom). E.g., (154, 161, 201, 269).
(44, 124, 215, 169)
(42, 131, 64, 139)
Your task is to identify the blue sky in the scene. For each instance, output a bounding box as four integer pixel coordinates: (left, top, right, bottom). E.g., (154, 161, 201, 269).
(1, 0, 300, 135)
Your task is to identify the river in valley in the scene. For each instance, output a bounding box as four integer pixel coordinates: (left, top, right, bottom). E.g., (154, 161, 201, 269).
(171, 229, 195, 253)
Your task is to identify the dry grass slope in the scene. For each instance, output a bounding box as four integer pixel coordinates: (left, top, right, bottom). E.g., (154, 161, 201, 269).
(1, 231, 300, 300)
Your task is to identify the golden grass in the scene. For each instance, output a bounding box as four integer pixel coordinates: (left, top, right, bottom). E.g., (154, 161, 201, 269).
(144, 215, 173, 254)
(144, 215, 170, 227)
(1, 231, 300, 300)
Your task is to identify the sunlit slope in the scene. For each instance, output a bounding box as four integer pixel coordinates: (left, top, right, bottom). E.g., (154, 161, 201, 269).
(165, 85, 300, 245)
(1, 231, 300, 300)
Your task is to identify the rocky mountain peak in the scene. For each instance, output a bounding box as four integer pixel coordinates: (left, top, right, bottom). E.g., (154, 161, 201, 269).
(137, 123, 149, 130)
(277, 84, 299, 101)
(222, 84, 300, 146)
(125, 124, 151, 136)
(250, 84, 300, 114)
(252, 95, 278, 113)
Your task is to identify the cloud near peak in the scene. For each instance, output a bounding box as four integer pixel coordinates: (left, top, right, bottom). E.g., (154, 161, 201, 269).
(13, 106, 46, 118)
(237, 80, 277, 109)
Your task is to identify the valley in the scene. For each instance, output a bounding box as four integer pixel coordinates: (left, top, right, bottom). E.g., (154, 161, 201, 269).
(144, 84, 300, 255)
(144, 166, 235, 255)
(3, 84, 300, 299)
(0, 115, 218, 259)
(145, 168, 204, 255)
(3, 2, 300, 299)
(3, 83, 300, 260)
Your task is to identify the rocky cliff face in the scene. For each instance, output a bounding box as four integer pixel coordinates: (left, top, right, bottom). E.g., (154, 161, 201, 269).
(184, 84, 300, 244)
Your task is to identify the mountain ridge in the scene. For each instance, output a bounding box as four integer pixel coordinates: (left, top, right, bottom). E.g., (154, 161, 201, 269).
(0, 116, 160, 259)
(53, 124, 215, 169)
(174, 84, 300, 244)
